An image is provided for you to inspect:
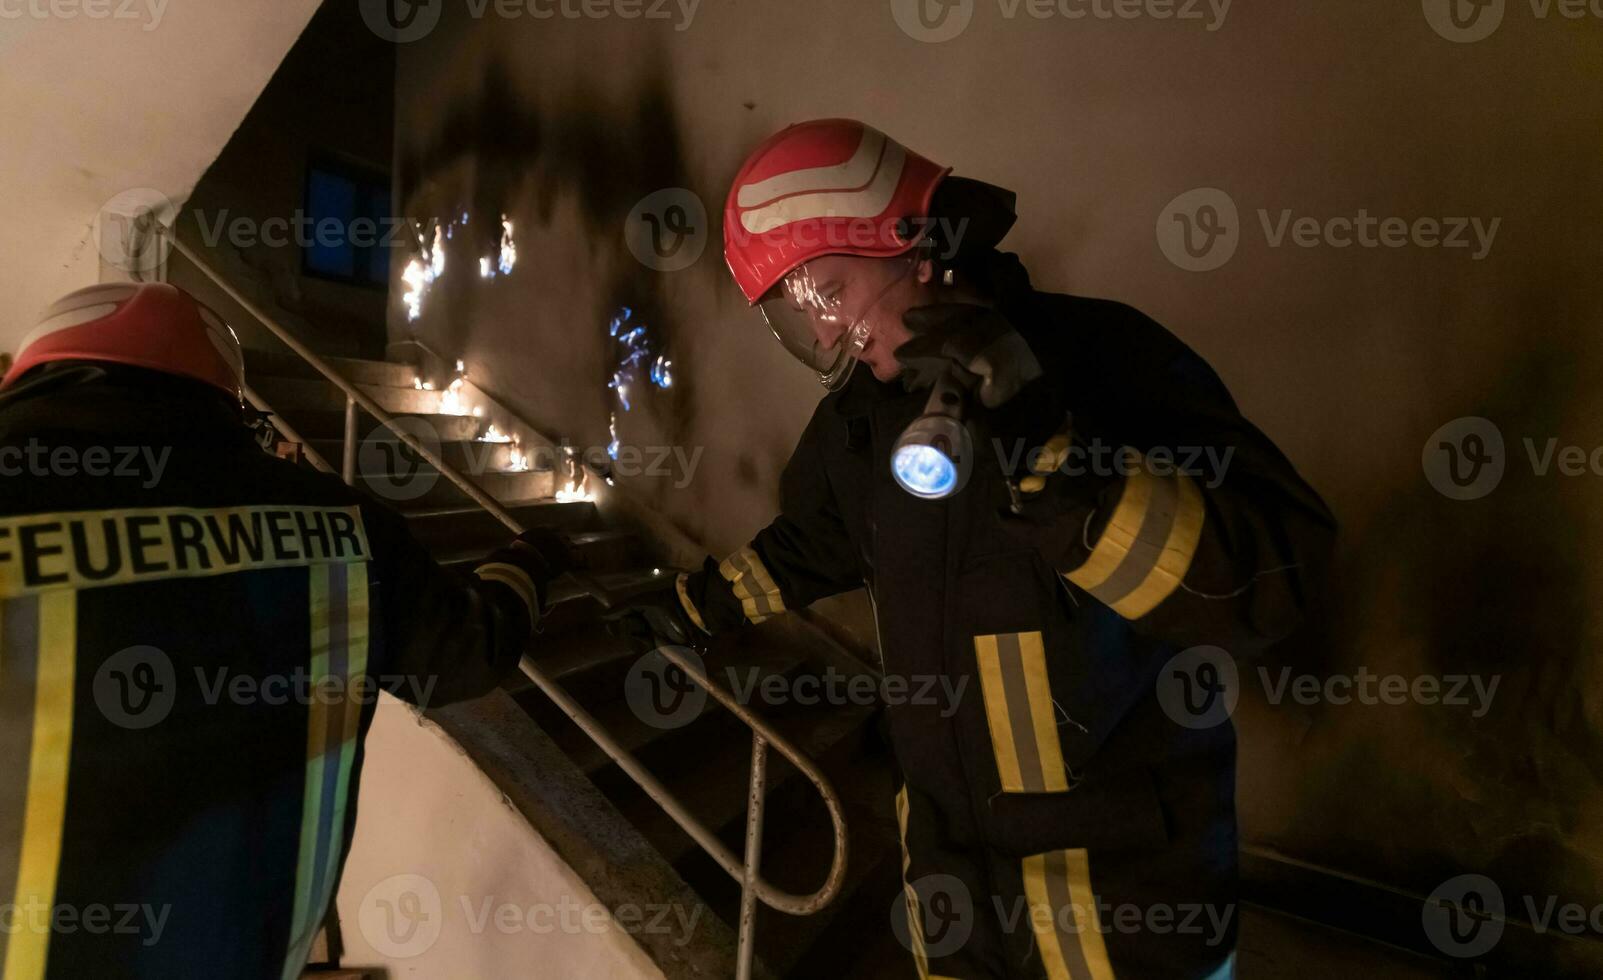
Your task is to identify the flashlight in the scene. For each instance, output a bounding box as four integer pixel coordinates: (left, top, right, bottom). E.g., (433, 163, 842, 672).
(892, 368, 973, 499)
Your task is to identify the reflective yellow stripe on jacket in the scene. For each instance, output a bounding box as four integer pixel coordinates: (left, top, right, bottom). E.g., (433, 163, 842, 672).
(974, 632, 1071, 794)
(1023, 848, 1116, 980)
(1065, 450, 1204, 619)
(281, 562, 371, 979)
(0, 591, 77, 980)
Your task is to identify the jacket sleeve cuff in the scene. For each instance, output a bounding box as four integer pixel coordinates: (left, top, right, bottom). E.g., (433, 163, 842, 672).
(679, 556, 759, 634)
(474, 561, 540, 630)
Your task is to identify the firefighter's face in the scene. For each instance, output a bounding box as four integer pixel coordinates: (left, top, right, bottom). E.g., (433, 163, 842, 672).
(794, 254, 932, 382)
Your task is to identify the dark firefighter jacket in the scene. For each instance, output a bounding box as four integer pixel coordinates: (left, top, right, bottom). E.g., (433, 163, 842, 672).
(677, 268, 1336, 978)
(0, 368, 538, 980)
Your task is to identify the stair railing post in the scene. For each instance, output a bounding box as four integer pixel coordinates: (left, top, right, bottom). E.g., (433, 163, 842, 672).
(342, 395, 358, 486)
(736, 732, 769, 980)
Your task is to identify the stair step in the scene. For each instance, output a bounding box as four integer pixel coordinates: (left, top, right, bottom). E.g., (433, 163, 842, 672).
(244, 348, 421, 388)
(282, 410, 487, 442)
(404, 500, 598, 555)
(252, 374, 449, 416)
(357, 468, 554, 512)
(306, 437, 521, 475)
(522, 625, 643, 684)
(436, 528, 644, 575)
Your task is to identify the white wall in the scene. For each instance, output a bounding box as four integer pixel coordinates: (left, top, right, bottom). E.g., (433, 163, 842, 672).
(0, 0, 323, 349)
(336, 693, 665, 980)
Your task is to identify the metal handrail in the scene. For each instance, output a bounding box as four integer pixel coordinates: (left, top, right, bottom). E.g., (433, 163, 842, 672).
(166, 234, 849, 977)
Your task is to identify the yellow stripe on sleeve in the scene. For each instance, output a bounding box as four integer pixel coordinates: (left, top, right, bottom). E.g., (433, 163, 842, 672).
(1065, 449, 1206, 621)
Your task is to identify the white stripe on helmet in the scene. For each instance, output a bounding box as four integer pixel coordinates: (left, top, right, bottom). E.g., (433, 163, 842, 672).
(739, 140, 906, 235)
(737, 127, 887, 208)
(17, 281, 140, 352)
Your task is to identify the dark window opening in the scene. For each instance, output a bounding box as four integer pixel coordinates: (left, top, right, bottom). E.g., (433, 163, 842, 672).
(302, 158, 391, 289)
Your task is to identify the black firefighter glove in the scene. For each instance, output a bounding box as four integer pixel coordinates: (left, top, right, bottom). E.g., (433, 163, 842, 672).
(603, 575, 704, 651)
(896, 303, 1044, 410)
(898, 301, 1074, 488)
(995, 425, 1123, 573)
(897, 304, 1118, 568)
(474, 528, 572, 631)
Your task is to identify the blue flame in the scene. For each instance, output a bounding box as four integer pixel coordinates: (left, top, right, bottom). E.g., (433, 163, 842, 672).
(606, 307, 672, 414)
(605, 307, 673, 460)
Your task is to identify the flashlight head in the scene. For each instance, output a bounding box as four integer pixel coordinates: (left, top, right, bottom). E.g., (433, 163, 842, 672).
(892, 413, 973, 499)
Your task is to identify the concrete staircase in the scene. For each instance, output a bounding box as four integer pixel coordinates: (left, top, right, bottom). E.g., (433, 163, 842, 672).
(245, 348, 911, 979)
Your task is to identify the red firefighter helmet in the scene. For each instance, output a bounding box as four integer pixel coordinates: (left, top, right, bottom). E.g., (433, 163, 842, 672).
(723, 118, 951, 304)
(3, 282, 244, 402)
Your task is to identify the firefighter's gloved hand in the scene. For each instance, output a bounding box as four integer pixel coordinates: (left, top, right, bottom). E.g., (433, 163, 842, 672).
(897, 303, 1043, 410)
(603, 576, 702, 651)
(475, 529, 573, 625)
(996, 430, 1119, 571)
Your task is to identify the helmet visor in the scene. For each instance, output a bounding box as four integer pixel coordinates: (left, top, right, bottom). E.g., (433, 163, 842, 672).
(758, 255, 919, 390)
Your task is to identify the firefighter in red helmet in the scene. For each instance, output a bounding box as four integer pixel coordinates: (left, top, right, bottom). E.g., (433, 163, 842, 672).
(625, 119, 1336, 978)
(0, 282, 568, 978)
